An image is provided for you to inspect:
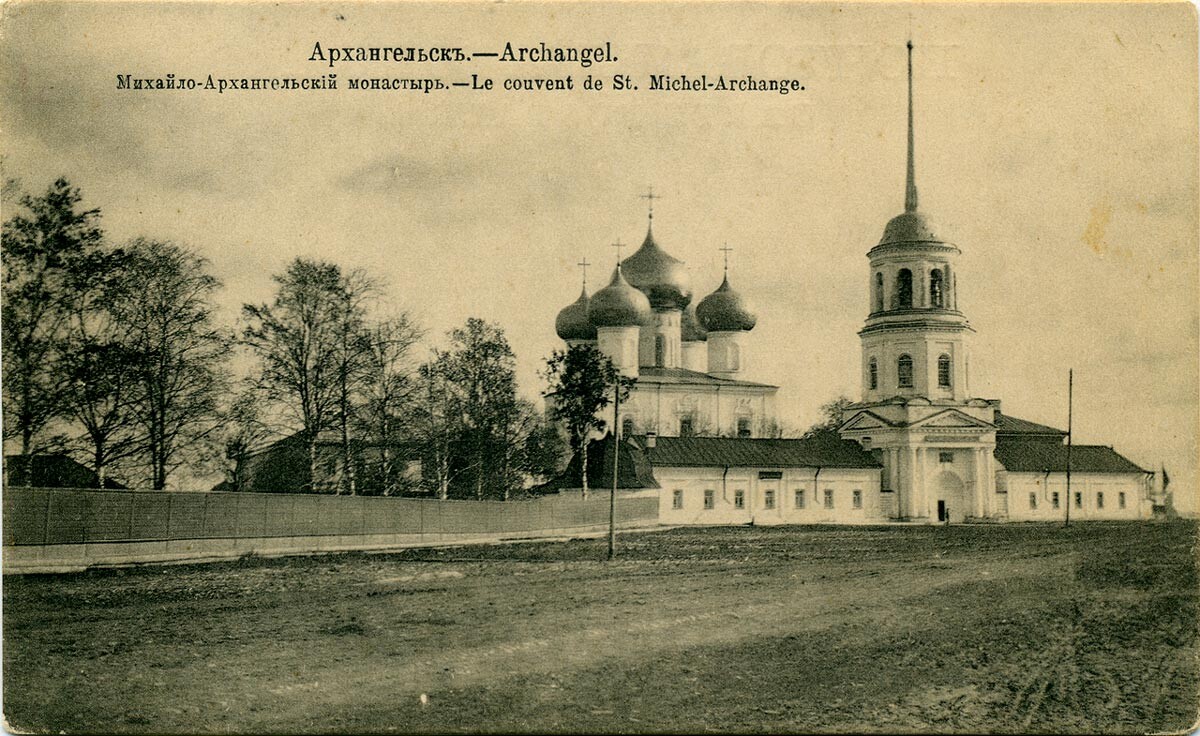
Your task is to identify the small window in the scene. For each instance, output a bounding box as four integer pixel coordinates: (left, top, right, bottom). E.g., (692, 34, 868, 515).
(937, 354, 952, 388)
(1097, 492, 1104, 509)
(823, 489, 834, 509)
(897, 354, 914, 388)
(680, 416, 694, 437)
(703, 489, 714, 510)
(1119, 492, 1126, 509)
(1029, 492, 1038, 510)
(852, 490, 862, 509)
(930, 268, 944, 308)
(764, 490, 776, 510)
(1074, 492, 1082, 509)
(1051, 492, 1060, 509)
(622, 417, 634, 437)
(794, 489, 805, 509)
(868, 358, 878, 390)
(895, 268, 913, 309)
(737, 418, 751, 438)
(938, 451, 954, 464)
(734, 490, 745, 509)
(672, 489, 683, 510)
(873, 272, 884, 312)
(655, 335, 665, 367)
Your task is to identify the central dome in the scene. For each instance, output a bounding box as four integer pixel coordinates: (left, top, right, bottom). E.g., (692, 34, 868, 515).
(620, 227, 692, 311)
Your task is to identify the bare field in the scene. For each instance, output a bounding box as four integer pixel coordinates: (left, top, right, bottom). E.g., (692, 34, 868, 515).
(4, 521, 1197, 734)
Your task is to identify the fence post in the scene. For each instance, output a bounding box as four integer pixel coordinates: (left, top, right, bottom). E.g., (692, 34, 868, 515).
(165, 492, 174, 540)
(127, 492, 136, 541)
(41, 489, 51, 546)
(202, 493, 210, 538)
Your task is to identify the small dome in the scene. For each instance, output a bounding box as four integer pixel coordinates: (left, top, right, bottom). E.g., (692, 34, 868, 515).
(877, 210, 950, 247)
(681, 302, 707, 342)
(696, 275, 757, 332)
(555, 288, 596, 341)
(620, 226, 692, 311)
(588, 267, 651, 328)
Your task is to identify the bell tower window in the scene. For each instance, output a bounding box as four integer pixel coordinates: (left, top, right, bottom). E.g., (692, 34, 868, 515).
(868, 358, 878, 390)
(930, 268, 944, 308)
(937, 354, 952, 388)
(655, 335, 665, 367)
(873, 272, 884, 312)
(897, 354, 914, 388)
(894, 269, 913, 309)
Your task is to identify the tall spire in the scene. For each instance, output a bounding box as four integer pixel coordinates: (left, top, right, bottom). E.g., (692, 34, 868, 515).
(905, 39, 919, 213)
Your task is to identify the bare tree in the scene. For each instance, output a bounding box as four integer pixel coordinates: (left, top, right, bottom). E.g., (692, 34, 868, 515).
(355, 314, 423, 495)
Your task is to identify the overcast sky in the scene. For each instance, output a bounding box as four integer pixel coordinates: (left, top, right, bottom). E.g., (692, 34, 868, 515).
(2, 2, 1196, 510)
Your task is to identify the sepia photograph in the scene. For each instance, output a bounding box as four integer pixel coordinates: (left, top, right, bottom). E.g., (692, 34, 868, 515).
(1, 1, 1197, 732)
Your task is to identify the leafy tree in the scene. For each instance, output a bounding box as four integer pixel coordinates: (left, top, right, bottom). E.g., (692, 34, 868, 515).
(415, 355, 462, 500)
(801, 395, 856, 440)
(1, 178, 103, 470)
(354, 314, 423, 495)
(543, 344, 632, 498)
(111, 238, 229, 489)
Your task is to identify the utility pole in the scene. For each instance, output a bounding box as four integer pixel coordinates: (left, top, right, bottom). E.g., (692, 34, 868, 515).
(608, 380, 620, 561)
(1065, 368, 1073, 528)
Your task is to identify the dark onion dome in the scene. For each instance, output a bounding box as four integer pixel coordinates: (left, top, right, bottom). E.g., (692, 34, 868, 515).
(555, 287, 596, 341)
(696, 275, 757, 332)
(681, 302, 707, 342)
(620, 227, 693, 311)
(588, 267, 651, 328)
(877, 210, 952, 247)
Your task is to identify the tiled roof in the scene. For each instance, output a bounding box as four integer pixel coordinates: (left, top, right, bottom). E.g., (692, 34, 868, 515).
(636, 367, 777, 389)
(994, 438, 1146, 474)
(993, 412, 1066, 437)
(643, 434, 882, 469)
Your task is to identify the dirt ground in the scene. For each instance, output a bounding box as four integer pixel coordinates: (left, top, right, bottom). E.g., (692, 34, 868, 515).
(4, 521, 1197, 734)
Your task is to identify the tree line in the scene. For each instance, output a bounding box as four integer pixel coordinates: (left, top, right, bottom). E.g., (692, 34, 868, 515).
(2, 178, 566, 497)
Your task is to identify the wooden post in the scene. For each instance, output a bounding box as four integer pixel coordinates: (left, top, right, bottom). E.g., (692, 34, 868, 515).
(608, 381, 620, 561)
(1065, 369, 1073, 528)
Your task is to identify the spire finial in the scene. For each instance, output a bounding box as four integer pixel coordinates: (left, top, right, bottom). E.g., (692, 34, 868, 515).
(905, 39, 919, 213)
(577, 257, 591, 289)
(639, 186, 661, 224)
(610, 239, 625, 270)
(719, 243, 734, 276)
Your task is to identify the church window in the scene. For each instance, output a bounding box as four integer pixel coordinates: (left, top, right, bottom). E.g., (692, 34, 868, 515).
(1097, 492, 1104, 509)
(930, 268, 945, 308)
(1074, 492, 1082, 509)
(868, 358, 878, 390)
(672, 490, 683, 510)
(897, 354, 914, 388)
(622, 416, 634, 437)
(824, 489, 834, 509)
(939, 451, 954, 463)
(1051, 492, 1060, 509)
(1029, 492, 1038, 510)
(764, 489, 776, 509)
(894, 269, 913, 309)
(938, 354, 952, 388)
(703, 489, 715, 510)
(734, 490, 745, 509)
(794, 489, 805, 509)
(655, 335, 665, 367)
(727, 342, 740, 371)
(737, 418, 751, 438)
(1119, 492, 1126, 509)
(852, 490, 863, 509)
(873, 272, 884, 311)
(680, 416, 694, 437)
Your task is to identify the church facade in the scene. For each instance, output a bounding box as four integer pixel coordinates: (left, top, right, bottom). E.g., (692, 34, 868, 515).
(544, 42, 1153, 524)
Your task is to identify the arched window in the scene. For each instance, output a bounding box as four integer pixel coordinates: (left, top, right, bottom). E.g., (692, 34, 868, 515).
(868, 358, 878, 390)
(930, 269, 944, 308)
(894, 269, 913, 309)
(897, 354, 914, 388)
(654, 335, 665, 367)
(873, 272, 884, 312)
(622, 416, 635, 437)
(937, 354, 952, 388)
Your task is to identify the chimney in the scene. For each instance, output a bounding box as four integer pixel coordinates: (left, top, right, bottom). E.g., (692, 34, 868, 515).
(645, 431, 657, 449)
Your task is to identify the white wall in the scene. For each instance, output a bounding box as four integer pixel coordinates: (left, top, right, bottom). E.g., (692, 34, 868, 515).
(1001, 471, 1150, 521)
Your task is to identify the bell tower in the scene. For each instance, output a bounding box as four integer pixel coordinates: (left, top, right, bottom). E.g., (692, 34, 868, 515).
(840, 41, 998, 523)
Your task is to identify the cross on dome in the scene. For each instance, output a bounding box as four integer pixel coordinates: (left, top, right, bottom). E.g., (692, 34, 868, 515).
(639, 186, 662, 222)
(577, 257, 591, 288)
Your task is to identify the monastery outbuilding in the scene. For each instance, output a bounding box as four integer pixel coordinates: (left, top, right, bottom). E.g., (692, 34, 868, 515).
(540, 41, 1153, 524)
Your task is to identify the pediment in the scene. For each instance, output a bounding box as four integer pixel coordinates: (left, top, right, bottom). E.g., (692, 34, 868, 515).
(910, 408, 994, 430)
(839, 410, 896, 432)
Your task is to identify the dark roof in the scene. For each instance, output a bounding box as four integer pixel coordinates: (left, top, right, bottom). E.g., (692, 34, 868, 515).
(636, 367, 776, 389)
(3, 454, 127, 489)
(994, 438, 1147, 474)
(533, 435, 660, 493)
(643, 434, 882, 469)
(993, 412, 1066, 438)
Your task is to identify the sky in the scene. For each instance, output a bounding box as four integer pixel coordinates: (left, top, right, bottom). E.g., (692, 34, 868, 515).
(1, 1, 1196, 511)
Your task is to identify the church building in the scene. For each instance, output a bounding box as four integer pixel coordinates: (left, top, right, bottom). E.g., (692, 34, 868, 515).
(543, 42, 1153, 524)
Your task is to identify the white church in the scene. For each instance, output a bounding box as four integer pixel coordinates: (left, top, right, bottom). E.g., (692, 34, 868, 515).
(541, 42, 1153, 525)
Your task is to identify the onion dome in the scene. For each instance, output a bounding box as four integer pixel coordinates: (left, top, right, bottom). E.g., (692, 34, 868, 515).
(696, 275, 757, 332)
(555, 288, 596, 341)
(681, 302, 707, 342)
(620, 226, 692, 311)
(588, 267, 651, 328)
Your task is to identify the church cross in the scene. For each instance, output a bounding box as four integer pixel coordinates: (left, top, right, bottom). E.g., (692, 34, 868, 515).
(610, 239, 625, 268)
(719, 243, 734, 274)
(639, 186, 662, 220)
(577, 258, 591, 288)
